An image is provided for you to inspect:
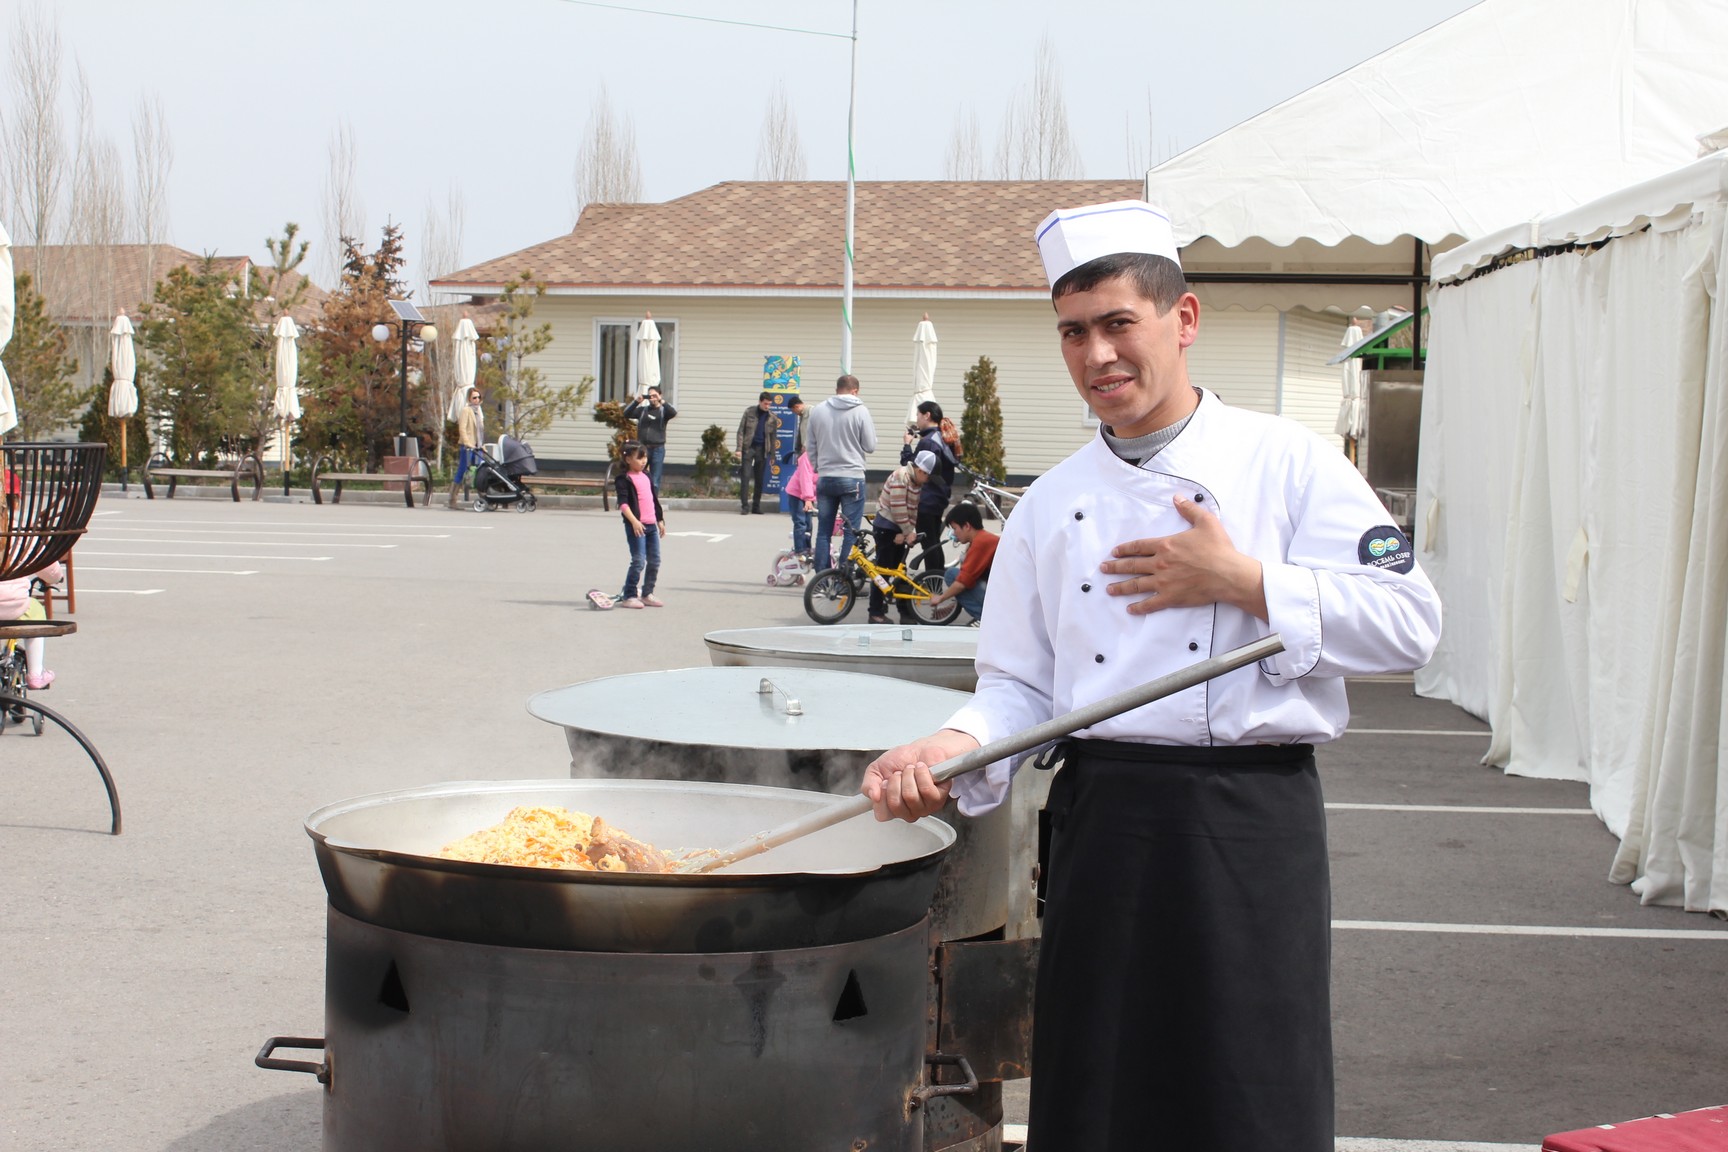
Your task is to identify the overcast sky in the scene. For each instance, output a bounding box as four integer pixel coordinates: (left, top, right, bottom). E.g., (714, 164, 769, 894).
(18, 0, 1480, 291)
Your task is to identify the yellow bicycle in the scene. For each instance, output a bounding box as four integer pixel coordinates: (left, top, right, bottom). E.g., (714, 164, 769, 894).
(803, 536, 959, 626)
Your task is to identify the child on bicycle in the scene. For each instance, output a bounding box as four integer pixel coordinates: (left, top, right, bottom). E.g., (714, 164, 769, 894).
(612, 444, 666, 609)
(0, 562, 64, 689)
(867, 450, 934, 623)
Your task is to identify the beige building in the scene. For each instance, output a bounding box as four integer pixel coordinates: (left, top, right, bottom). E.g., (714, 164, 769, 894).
(434, 181, 1348, 479)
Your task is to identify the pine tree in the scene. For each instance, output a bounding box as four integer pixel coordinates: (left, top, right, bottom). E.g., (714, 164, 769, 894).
(301, 224, 423, 468)
(961, 355, 1006, 484)
(3, 271, 85, 441)
(476, 272, 588, 440)
(137, 259, 264, 463)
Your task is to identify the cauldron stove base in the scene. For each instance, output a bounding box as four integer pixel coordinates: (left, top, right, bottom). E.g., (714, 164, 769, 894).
(320, 908, 930, 1152)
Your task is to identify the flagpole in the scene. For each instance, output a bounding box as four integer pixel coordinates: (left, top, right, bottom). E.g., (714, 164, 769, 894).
(841, 0, 858, 375)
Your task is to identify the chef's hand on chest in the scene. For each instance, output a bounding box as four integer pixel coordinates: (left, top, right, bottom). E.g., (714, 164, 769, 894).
(1098, 495, 1269, 622)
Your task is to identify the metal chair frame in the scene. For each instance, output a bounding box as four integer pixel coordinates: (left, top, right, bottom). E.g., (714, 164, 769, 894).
(1, 443, 121, 835)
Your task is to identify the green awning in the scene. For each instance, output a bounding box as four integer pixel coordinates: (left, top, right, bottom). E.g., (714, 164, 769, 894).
(1328, 308, 1428, 370)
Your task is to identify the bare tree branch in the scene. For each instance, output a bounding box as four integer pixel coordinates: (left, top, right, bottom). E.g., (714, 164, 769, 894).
(418, 183, 467, 464)
(754, 81, 807, 181)
(67, 61, 128, 393)
(419, 182, 465, 304)
(571, 84, 643, 224)
(132, 90, 173, 303)
(2, 1, 67, 288)
(318, 120, 365, 286)
(944, 106, 985, 180)
(993, 34, 1082, 180)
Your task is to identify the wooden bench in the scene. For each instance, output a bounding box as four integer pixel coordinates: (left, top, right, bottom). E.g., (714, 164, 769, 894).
(311, 456, 434, 508)
(142, 454, 263, 501)
(521, 471, 613, 510)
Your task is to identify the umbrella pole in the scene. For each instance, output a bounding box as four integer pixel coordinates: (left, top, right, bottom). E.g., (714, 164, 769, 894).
(120, 424, 128, 494)
(282, 420, 291, 498)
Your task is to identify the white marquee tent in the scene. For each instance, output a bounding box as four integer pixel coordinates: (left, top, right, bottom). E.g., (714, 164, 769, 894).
(1146, 0, 1728, 314)
(1417, 147, 1728, 916)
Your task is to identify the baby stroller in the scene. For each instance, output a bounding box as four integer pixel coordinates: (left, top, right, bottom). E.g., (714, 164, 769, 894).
(470, 436, 539, 513)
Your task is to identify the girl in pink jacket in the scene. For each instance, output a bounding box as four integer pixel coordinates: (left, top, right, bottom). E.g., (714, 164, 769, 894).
(0, 561, 64, 689)
(785, 451, 817, 559)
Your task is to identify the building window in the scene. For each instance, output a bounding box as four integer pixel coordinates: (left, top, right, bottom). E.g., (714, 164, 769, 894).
(595, 317, 678, 405)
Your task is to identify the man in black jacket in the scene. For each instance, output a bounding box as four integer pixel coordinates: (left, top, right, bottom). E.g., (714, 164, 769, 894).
(900, 400, 958, 570)
(736, 391, 774, 514)
(623, 387, 677, 490)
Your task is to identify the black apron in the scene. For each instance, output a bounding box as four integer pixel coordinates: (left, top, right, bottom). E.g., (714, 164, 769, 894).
(1028, 740, 1333, 1151)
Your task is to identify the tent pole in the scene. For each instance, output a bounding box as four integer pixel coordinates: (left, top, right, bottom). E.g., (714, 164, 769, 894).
(1412, 237, 1425, 368)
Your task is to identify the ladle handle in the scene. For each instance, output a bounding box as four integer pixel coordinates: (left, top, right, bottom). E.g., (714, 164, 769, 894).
(680, 634, 1285, 874)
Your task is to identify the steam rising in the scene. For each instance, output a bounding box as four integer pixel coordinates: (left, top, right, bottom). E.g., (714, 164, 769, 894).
(564, 733, 870, 797)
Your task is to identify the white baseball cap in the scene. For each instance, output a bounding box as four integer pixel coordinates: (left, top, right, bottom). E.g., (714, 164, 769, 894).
(913, 450, 938, 474)
(1035, 200, 1181, 287)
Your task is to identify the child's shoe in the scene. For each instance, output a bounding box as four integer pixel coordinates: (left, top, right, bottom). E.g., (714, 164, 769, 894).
(25, 670, 54, 690)
(642, 594, 664, 607)
(616, 597, 645, 609)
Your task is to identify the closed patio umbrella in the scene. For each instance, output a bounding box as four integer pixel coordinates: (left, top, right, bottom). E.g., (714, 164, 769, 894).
(907, 313, 938, 425)
(1335, 321, 1366, 446)
(449, 317, 478, 420)
(0, 223, 16, 437)
(273, 316, 300, 495)
(109, 314, 138, 489)
(635, 312, 662, 395)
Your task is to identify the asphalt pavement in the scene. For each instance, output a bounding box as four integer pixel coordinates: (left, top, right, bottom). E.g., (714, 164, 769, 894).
(1, 493, 1721, 1151)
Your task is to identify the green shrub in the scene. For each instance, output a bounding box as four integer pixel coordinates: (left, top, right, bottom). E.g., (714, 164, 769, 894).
(961, 355, 1006, 482)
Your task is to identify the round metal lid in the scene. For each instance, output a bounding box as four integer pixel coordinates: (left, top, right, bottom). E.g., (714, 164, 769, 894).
(527, 666, 971, 752)
(704, 624, 978, 663)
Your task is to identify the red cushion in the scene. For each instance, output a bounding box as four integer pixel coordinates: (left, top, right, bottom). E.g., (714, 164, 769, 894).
(1544, 1106, 1728, 1151)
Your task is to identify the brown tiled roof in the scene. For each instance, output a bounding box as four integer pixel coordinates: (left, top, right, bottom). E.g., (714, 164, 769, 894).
(10, 244, 327, 327)
(434, 180, 1144, 293)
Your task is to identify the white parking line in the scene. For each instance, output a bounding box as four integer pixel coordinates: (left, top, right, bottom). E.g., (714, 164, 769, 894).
(1346, 728, 1490, 736)
(79, 566, 258, 576)
(1327, 804, 1594, 815)
(78, 552, 332, 562)
(1001, 1127, 1538, 1152)
(87, 526, 450, 538)
(99, 518, 491, 530)
(1334, 920, 1728, 940)
(1335, 1141, 1540, 1151)
(90, 537, 397, 549)
(74, 588, 164, 595)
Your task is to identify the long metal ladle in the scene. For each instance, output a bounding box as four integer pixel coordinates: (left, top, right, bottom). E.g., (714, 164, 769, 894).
(677, 633, 1286, 874)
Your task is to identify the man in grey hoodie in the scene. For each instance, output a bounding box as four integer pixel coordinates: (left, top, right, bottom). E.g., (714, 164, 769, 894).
(806, 374, 878, 569)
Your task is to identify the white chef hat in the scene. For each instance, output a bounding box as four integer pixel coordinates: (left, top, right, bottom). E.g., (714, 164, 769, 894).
(1035, 200, 1181, 287)
(913, 450, 938, 474)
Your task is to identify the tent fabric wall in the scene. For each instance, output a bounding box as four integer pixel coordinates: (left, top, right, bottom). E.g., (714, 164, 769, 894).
(1608, 210, 1728, 916)
(1418, 164, 1728, 915)
(1414, 261, 1537, 722)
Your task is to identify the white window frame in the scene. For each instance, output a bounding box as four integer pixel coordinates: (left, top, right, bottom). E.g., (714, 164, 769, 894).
(593, 316, 679, 406)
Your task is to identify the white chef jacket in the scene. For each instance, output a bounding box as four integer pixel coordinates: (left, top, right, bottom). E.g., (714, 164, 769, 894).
(947, 388, 1441, 815)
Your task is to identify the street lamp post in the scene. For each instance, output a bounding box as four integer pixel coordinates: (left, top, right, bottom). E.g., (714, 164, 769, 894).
(372, 300, 437, 455)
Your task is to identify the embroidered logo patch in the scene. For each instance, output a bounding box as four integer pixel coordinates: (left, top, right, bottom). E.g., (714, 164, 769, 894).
(1359, 526, 1414, 573)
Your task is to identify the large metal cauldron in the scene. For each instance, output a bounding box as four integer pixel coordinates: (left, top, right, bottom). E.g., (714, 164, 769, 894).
(526, 667, 1008, 943)
(528, 665, 968, 793)
(271, 778, 957, 1151)
(526, 669, 1030, 1152)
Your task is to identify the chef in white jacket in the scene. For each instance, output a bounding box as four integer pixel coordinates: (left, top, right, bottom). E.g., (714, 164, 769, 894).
(862, 200, 1441, 1151)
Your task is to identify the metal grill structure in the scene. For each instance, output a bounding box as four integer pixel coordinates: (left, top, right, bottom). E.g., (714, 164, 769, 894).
(0, 441, 119, 834)
(1, 443, 107, 581)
